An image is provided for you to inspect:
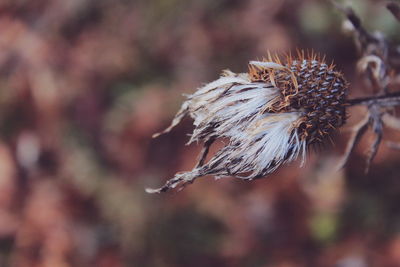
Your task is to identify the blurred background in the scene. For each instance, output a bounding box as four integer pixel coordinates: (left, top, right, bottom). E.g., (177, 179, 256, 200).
(0, 0, 400, 266)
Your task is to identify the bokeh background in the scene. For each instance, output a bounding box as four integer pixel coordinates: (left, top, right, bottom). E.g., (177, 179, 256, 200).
(0, 0, 400, 266)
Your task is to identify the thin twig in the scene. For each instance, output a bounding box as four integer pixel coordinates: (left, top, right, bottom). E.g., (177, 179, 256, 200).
(337, 113, 370, 170)
(331, 0, 373, 43)
(347, 92, 400, 106)
(364, 105, 383, 173)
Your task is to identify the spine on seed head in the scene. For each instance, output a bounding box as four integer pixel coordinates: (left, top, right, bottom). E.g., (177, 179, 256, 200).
(249, 51, 348, 144)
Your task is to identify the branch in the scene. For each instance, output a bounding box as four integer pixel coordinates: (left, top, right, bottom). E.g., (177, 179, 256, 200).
(364, 105, 383, 173)
(336, 113, 370, 170)
(332, 0, 400, 171)
(347, 92, 400, 106)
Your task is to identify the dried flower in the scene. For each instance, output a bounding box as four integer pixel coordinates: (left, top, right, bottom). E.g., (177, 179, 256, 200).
(147, 52, 348, 193)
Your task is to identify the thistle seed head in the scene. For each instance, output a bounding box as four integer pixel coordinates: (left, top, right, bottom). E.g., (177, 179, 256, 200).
(249, 53, 348, 144)
(148, 51, 349, 193)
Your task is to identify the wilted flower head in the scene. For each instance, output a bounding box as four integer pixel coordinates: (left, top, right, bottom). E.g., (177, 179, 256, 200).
(147, 51, 348, 193)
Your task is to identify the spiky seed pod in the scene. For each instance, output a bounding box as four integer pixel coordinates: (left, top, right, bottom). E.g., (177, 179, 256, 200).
(249, 54, 348, 144)
(147, 52, 348, 193)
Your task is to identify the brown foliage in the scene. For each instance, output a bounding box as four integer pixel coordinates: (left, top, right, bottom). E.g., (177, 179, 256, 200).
(0, 0, 399, 267)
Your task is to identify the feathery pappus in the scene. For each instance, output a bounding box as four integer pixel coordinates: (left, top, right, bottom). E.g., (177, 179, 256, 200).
(147, 51, 348, 193)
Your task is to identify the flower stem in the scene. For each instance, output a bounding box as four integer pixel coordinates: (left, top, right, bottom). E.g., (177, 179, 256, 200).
(347, 92, 400, 107)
